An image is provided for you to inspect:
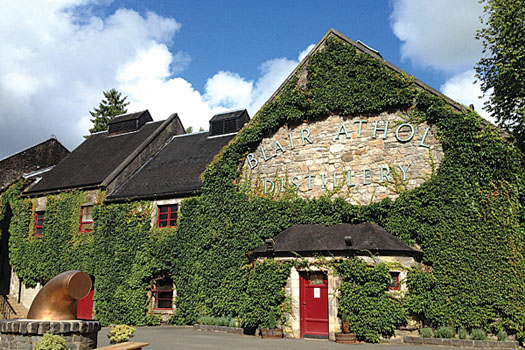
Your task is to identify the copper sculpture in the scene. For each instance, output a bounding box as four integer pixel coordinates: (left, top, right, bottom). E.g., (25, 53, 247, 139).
(27, 270, 92, 320)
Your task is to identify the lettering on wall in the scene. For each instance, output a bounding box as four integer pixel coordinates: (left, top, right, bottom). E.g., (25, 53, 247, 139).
(242, 114, 444, 202)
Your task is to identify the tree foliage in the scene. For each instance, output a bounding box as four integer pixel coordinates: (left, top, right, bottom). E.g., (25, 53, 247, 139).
(475, 0, 525, 147)
(87, 89, 129, 137)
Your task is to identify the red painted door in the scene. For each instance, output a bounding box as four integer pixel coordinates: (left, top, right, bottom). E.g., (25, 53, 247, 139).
(77, 289, 94, 320)
(300, 271, 328, 338)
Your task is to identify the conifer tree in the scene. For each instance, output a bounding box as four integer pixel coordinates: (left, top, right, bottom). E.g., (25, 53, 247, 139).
(86, 89, 129, 137)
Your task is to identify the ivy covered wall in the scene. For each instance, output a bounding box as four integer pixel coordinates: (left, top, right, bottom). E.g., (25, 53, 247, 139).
(170, 36, 525, 340)
(0, 34, 523, 342)
(0, 185, 171, 325)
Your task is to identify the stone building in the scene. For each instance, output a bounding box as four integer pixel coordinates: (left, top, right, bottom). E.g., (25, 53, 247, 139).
(0, 137, 70, 313)
(166, 28, 522, 342)
(8, 109, 248, 321)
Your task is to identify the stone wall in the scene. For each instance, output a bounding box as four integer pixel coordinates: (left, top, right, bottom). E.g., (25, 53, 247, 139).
(0, 319, 100, 350)
(241, 112, 443, 205)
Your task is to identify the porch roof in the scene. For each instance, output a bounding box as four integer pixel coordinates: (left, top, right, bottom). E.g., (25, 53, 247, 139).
(251, 223, 422, 259)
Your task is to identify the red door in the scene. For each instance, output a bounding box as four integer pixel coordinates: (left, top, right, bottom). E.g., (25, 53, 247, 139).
(77, 289, 94, 320)
(300, 271, 328, 338)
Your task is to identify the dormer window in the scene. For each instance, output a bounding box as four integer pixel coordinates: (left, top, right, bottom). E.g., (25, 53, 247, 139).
(209, 109, 250, 136)
(108, 110, 153, 135)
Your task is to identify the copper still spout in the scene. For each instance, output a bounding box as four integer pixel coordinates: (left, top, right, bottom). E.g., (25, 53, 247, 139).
(27, 270, 92, 320)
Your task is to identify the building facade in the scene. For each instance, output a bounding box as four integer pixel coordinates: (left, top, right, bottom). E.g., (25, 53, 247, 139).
(0, 29, 523, 343)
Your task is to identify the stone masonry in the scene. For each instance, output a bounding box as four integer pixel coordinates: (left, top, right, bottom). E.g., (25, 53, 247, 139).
(0, 319, 100, 350)
(241, 112, 444, 205)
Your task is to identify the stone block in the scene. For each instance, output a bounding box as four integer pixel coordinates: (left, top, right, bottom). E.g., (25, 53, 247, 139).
(71, 321, 80, 332)
(26, 322, 39, 335)
(39, 321, 50, 334)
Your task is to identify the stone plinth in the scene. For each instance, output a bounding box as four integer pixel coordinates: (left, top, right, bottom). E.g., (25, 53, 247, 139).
(0, 319, 101, 350)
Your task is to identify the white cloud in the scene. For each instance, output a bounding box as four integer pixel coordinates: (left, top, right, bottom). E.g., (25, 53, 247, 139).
(390, 0, 495, 123)
(440, 70, 493, 123)
(0, 1, 181, 158)
(298, 44, 316, 62)
(204, 72, 254, 109)
(390, 0, 484, 72)
(0, 0, 313, 158)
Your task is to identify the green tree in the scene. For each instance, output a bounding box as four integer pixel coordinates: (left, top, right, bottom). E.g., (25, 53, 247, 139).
(475, 0, 525, 147)
(86, 89, 129, 137)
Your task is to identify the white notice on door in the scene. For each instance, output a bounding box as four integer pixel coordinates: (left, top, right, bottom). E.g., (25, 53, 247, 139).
(314, 287, 320, 298)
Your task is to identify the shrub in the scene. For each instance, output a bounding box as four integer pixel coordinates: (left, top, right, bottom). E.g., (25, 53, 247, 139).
(497, 330, 507, 342)
(108, 325, 136, 344)
(420, 327, 434, 338)
(336, 259, 408, 342)
(34, 333, 67, 350)
(471, 328, 487, 340)
(458, 328, 467, 339)
(435, 326, 454, 338)
(216, 316, 229, 326)
(228, 318, 237, 328)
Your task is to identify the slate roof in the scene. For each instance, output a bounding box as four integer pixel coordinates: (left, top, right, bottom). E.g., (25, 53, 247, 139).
(251, 223, 421, 258)
(25, 120, 165, 195)
(106, 131, 236, 201)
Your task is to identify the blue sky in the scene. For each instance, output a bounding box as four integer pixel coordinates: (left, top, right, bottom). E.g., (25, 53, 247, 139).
(0, 0, 487, 159)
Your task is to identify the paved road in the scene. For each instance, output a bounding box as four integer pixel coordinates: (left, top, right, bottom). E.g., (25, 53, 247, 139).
(97, 326, 463, 350)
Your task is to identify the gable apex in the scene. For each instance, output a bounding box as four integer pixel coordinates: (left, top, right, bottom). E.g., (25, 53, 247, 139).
(261, 28, 463, 116)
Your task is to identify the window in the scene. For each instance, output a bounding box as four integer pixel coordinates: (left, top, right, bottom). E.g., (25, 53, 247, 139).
(388, 271, 400, 290)
(79, 206, 94, 233)
(157, 204, 178, 228)
(152, 277, 173, 310)
(34, 211, 45, 237)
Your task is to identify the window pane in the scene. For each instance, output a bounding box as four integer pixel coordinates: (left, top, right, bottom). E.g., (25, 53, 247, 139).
(81, 223, 94, 232)
(388, 272, 399, 289)
(35, 227, 44, 235)
(36, 211, 45, 226)
(158, 291, 172, 299)
(159, 213, 168, 221)
(82, 206, 93, 221)
(157, 299, 172, 309)
(169, 204, 178, 212)
(159, 220, 168, 228)
(169, 219, 177, 227)
(309, 272, 325, 285)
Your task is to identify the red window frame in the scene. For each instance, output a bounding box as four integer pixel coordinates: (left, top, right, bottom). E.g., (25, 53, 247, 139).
(152, 277, 173, 310)
(157, 204, 178, 228)
(34, 211, 45, 237)
(388, 271, 400, 290)
(79, 206, 94, 233)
